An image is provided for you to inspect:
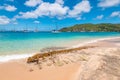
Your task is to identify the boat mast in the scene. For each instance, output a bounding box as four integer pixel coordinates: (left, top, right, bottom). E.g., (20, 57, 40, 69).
(55, 21, 58, 31)
(26, 24, 28, 31)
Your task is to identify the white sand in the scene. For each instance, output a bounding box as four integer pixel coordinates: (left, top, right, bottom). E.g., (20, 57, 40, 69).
(0, 37, 120, 80)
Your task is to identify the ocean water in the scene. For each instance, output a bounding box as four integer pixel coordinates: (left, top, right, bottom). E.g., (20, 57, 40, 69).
(0, 32, 120, 62)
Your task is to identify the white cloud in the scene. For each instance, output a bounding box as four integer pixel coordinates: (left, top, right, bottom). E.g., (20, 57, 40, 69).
(110, 11, 120, 17)
(98, 0, 120, 8)
(55, 0, 64, 5)
(95, 15, 104, 20)
(0, 5, 17, 12)
(7, 0, 14, 2)
(68, 0, 91, 18)
(19, 11, 38, 19)
(0, 16, 10, 25)
(76, 17, 82, 20)
(34, 20, 40, 23)
(12, 15, 20, 21)
(17, 2, 69, 19)
(15, 0, 91, 20)
(25, 0, 42, 7)
(13, 22, 18, 24)
(5, 5, 17, 11)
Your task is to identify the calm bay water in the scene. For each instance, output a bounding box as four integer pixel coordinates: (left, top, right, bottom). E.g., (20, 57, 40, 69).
(0, 32, 120, 56)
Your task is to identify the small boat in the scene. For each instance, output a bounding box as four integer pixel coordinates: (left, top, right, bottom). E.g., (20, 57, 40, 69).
(34, 27, 39, 32)
(52, 30, 60, 33)
(23, 30, 29, 32)
(34, 24, 39, 32)
(23, 24, 30, 32)
(51, 22, 60, 33)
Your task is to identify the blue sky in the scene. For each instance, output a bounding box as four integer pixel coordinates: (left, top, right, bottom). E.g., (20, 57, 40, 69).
(0, 0, 120, 31)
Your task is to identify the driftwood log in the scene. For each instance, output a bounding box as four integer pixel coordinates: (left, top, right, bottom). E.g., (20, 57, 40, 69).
(27, 46, 95, 63)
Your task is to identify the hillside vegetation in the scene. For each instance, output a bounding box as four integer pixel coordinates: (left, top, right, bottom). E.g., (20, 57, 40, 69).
(60, 23, 120, 32)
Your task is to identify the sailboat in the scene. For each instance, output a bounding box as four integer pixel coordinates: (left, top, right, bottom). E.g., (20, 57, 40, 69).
(23, 24, 29, 32)
(23, 29, 29, 32)
(12, 27, 16, 32)
(52, 22, 60, 33)
(34, 26, 39, 32)
(52, 30, 60, 33)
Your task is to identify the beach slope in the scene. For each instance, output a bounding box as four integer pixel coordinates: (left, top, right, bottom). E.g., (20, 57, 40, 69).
(0, 38, 120, 80)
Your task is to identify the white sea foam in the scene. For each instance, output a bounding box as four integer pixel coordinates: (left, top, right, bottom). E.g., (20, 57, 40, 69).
(71, 37, 120, 48)
(0, 37, 120, 63)
(0, 54, 33, 62)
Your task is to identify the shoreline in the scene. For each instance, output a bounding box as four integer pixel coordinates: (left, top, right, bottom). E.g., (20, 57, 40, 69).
(0, 36, 120, 63)
(71, 36, 120, 48)
(0, 37, 120, 80)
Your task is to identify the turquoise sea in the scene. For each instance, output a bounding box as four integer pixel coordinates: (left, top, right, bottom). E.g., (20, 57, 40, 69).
(0, 32, 120, 62)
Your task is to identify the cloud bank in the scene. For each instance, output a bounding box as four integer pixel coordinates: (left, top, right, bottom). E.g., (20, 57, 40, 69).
(15, 0, 91, 20)
(98, 0, 120, 8)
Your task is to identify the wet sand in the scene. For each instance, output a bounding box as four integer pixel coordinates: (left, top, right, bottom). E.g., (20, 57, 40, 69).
(0, 37, 120, 80)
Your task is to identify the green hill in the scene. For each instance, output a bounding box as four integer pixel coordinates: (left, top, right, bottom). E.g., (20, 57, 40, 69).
(60, 23, 120, 32)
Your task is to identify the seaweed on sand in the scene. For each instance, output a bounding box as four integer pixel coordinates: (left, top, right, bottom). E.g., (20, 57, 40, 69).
(27, 46, 96, 63)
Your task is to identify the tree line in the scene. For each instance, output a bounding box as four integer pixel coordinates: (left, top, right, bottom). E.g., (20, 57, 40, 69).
(60, 23, 120, 32)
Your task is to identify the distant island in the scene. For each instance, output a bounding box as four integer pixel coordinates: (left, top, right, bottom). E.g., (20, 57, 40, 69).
(60, 23, 120, 32)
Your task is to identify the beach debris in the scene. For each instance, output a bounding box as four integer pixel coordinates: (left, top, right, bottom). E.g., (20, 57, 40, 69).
(38, 64, 42, 70)
(29, 68, 34, 72)
(55, 61, 64, 66)
(63, 60, 69, 64)
(46, 62, 52, 66)
(40, 47, 66, 52)
(79, 55, 88, 61)
(27, 46, 96, 64)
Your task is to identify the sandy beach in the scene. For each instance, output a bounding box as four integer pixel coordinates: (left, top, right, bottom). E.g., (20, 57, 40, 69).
(0, 37, 120, 80)
(0, 0, 120, 79)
